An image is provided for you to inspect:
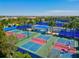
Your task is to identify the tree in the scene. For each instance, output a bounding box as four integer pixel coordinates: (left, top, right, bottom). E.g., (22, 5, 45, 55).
(0, 19, 8, 26)
(0, 28, 31, 58)
(34, 17, 41, 23)
(48, 20, 55, 32)
(13, 52, 31, 58)
(0, 33, 17, 57)
(44, 16, 51, 21)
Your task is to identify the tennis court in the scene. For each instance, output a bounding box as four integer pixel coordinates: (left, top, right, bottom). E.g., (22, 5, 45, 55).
(10, 29, 34, 38)
(33, 25, 50, 33)
(38, 35, 51, 41)
(10, 29, 23, 34)
(31, 38, 46, 45)
(21, 31, 33, 36)
(16, 34, 26, 39)
(57, 38, 75, 47)
(20, 34, 50, 52)
(21, 41, 42, 52)
(10, 29, 20, 32)
(53, 42, 76, 54)
(15, 30, 78, 58)
(5, 31, 15, 36)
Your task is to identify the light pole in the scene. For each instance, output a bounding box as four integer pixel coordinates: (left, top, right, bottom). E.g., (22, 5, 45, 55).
(27, 28, 32, 38)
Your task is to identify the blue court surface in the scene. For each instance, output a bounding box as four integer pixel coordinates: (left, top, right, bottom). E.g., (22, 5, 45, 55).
(38, 35, 50, 40)
(57, 38, 66, 44)
(21, 42, 41, 52)
(60, 52, 73, 58)
(65, 40, 75, 47)
(57, 38, 75, 47)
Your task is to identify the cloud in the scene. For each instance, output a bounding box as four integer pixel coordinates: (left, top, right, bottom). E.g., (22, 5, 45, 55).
(0, 10, 79, 16)
(67, 0, 79, 2)
(37, 10, 79, 16)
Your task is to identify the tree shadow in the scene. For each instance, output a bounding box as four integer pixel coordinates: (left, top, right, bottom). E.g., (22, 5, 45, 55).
(0, 51, 6, 58)
(72, 42, 79, 58)
(72, 53, 79, 58)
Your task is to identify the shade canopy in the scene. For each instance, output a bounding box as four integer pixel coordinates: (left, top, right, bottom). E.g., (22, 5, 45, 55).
(34, 25, 50, 30)
(59, 29, 79, 38)
(16, 24, 32, 30)
(3, 26, 17, 31)
(36, 22, 48, 25)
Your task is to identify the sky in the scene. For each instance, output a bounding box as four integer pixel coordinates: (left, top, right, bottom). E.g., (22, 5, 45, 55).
(0, 0, 79, 16)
